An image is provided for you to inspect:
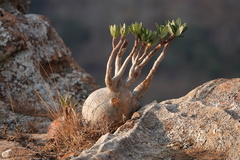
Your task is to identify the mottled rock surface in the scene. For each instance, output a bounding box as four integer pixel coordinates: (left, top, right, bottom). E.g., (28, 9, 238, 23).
(0, 4, 98, 132)
(0, 0, 30, 14)
(74, 78, 240, 160)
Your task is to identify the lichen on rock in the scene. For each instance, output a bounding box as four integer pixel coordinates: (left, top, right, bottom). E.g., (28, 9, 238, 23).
(0, 3, 98, 132)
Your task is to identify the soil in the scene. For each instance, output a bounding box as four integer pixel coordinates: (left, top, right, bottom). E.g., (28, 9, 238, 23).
(0, 132, 78, 160)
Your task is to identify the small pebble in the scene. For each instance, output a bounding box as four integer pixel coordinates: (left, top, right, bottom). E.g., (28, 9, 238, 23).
(1, 149, 14, 158)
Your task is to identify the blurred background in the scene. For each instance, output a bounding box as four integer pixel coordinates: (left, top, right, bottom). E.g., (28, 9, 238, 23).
(30, 0, 240, 104)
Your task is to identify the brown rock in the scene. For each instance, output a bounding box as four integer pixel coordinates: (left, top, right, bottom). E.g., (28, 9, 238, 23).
(74, 78, 240, 160)
(47, 116, 64, 139)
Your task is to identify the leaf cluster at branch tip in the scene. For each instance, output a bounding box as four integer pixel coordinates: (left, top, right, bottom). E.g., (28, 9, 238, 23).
(138, 28, 157, 46)
(109, 24, 119, 38)
(109, 18, 188, 43)
(166, 18, 188, 37)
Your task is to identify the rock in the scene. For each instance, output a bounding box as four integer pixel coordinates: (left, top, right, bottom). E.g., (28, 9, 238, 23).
(0, 134, 49, 159)
(1, 148, 14, 158)
(0, 106, 51, 133)
(0, 0, 30, 14)
(47, 116, 64, 139)
(74, 78, 240, 160)
(0, 140, 20, 154)
(0, 2, 98, 133)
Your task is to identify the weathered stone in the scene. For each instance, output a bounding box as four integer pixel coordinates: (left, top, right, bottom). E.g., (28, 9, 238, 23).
(0, 4, 98, 133)
(47, 116, 64, 139)
(0, 134, 49, 159)
(0, 106, 51, 133)
(0, 0, 30, 14)
(0, 140, 20, 157)
(0, 7, 98, 111)
(74, 78, 240, 160)
(1, 148, 13, 158)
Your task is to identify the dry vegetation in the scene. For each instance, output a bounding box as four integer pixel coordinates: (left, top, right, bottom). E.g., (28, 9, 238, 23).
(1, 92, 116, 159)
(46, 95, 112, 154)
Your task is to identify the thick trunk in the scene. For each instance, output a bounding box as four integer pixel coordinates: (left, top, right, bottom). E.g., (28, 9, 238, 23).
(82, 87, 140, 127)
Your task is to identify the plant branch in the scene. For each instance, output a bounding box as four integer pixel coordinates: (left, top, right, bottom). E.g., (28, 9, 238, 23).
(106, 19, 187, 94)
(138, 44, 162, 69)
(133, 42, 171, 100)
(138, 45, 150, 62)
(133, 43, 146, 62)
(114, 40, 128, 75)
(105, 36, 124, 91)
(125, 43, 161, 87)
(112, 36, 139, 87)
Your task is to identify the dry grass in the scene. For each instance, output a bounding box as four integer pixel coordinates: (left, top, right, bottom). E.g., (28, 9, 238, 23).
(2, 93, 123, 158)
(46, 95, 114, 154)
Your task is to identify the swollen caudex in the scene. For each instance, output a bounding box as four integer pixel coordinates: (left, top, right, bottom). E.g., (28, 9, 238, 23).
(82, 19, 187, 128)
(82, 87, 139, 126)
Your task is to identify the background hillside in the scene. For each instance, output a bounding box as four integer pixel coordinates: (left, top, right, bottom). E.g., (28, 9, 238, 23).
(30, 0, 240, 104)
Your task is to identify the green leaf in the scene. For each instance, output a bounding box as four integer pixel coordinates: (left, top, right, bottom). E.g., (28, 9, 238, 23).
(59, 94, 77, 108)
(165, 18, 188, 37)
(120, 23, 129, 36)
(167, 23, 174, 35)
(138, 28, 157, 45)
(109, 24, 119, 38)
(175, 18, 182, 26)
(182, 26, 188, 33)
(172, 24, 178, 34)
(130, 22, 142, 35)
(156, 23, 169, 39)
(148, 31, 158, 46)
(175, 25, 184, 36)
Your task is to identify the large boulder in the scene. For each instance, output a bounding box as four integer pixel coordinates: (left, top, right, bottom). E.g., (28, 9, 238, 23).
(0, 2, 98, 133)
(74, 78, 240, 160)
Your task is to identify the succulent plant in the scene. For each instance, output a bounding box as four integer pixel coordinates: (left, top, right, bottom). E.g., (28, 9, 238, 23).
(82, 18, 188, 129)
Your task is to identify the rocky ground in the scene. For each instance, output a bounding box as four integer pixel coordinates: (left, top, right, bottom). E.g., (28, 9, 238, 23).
(74, 78, 240, 160)
(0, 1, 239, 160)
(0, 133, 50, 160)
(1, 78, 240, 160)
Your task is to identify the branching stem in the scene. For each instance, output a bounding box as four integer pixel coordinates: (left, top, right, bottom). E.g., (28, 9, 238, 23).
(115, 40, 128, 75)
(105, 36, 124, 92)
(112, 36, 139, 87)
(106, 20, 185, 101)
(133, 42, 172, 100)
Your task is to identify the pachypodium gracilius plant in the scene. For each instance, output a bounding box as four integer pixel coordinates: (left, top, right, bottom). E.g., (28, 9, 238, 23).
(82, 18, 188, 128)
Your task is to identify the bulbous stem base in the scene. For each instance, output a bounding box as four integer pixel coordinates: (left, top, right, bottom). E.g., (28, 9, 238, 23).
(82, 87, 140, 128)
